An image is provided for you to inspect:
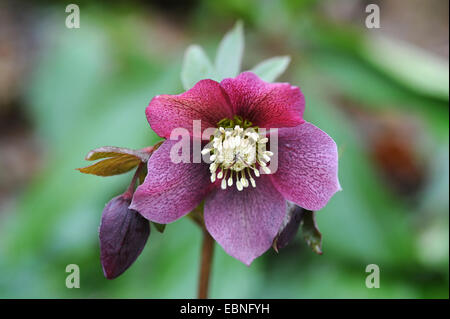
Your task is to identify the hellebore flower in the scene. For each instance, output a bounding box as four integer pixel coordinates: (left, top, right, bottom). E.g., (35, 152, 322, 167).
(130, 71, 340, 265)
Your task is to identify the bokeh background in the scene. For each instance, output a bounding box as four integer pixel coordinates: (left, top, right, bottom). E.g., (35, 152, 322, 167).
(0, 0, 448, 298)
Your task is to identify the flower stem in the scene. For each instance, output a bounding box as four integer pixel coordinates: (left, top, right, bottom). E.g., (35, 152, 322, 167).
(198, 229, 215, 299)
(123, 163, 144, 199)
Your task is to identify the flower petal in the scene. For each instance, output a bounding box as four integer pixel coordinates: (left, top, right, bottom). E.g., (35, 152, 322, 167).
(270, 122, 341, 211)
(130, 139, 212, 223)
(220, 71, 304, 128)
(146, 79, 233, 139)
(204, 175, 286, 265)
(100, 195, 150, 279)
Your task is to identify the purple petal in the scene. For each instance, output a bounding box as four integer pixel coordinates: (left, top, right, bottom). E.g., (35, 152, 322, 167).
(204, 175, 286, 266)
(146, 79, 233, 139)
(99, 195, 150, 279)
(270, 122, 341, 211)
(220, 71, 304, 129)
(130, 139, 212, 224)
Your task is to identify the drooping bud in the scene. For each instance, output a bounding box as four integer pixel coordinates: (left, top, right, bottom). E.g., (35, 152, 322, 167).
(99, 194, 150, 279)
(273, 202, 306, 252)
(273, 202, 323, 255)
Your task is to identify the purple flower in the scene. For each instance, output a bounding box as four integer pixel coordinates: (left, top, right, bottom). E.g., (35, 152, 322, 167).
(130, 72, 340, 265)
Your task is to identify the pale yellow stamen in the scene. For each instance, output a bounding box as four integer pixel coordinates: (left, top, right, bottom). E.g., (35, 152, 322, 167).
(202, 125, 272, 191)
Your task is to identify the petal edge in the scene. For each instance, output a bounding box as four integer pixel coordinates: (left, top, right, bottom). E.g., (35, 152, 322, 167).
(204, 175, 286, 265)
(270, 122, 341, 211)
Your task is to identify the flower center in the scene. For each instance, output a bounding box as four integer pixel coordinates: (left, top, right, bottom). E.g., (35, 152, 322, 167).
(201, 121, 273, 191)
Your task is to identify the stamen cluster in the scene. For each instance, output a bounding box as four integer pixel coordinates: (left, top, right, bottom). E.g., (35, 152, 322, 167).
(202, 124, 273, 191)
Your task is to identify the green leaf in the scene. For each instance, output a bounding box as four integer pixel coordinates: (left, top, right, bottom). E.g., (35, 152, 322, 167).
(181, 44, 216, 90)
(250, 56, 291, 82)
(362, 36, 449, 100)
(84, 146, 150, 162)
(215, 21, 244, 79)
(77, 154, 141, 176)
(78, 146, 155, 177)
(302, 211, 323, 255)
(152, 222, 166, 233)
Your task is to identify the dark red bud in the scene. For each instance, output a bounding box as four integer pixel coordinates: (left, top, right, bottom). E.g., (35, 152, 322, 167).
(99, 195, 150, 279)
(273, 202, 306, 251)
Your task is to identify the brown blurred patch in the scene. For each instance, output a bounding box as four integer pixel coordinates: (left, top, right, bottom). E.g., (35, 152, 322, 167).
(0, 2, 42, 212)
(339, 98, 428, 198)
(0, 105, 42, 196)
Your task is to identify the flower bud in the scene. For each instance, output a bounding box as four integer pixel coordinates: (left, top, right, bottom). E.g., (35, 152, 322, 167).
(99, 195, 150, 279)
(273, 202, 306, 252)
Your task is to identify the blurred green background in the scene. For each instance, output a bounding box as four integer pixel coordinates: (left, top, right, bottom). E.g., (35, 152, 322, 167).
(0, 0, 448, 298)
